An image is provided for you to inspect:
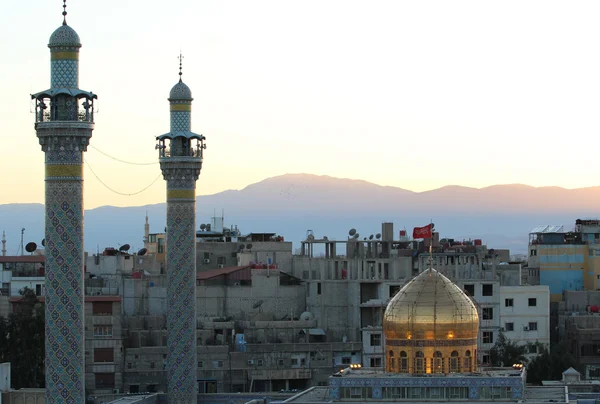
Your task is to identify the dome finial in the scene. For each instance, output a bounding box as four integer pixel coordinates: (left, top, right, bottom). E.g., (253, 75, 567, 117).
(62, 0, 68, 25)
(178, 52, 184, 83)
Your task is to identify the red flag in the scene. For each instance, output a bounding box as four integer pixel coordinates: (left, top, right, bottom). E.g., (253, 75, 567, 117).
(413, 224, 433, 239)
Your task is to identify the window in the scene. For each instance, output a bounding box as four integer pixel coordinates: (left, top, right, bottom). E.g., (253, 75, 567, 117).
(528, 322, 538, 331)
(291, 358, 298, 366)
(95, 373, 115, 389)
(150, 362, 155, 369)
(483, 331, 494, 344)
(370, 357, 382, 367)
(389, 285, 400, 297)
(257, 359, 264, 367)
(157, 237, 164, 254)
(277, 359, 284, 366)
(529, 298, 537, 307)
(400, 351, 408, 372)
(92, 302, 113, 315)
(370, 334, 382, 346)
(214, 360, 224, 368)
(482, 307, 494, 320)
(198, 361, 203, 368)
(93, 325, 113, 337)
(317, 283, 322, 295)
(482, 355, 490, 365)
(505, 298, 514, 307)
(530, 249, 537, 256)
(505, 322, 514, 332)
(93, 348, 114, 363)
(127, 362, 132, 369)
(341, 357, 351, 365)
(482, 284, 493, 296)
(464, 284, 475, 296)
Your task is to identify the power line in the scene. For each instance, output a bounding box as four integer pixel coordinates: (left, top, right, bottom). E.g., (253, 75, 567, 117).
(84, 158, 162, 196)
(89, 144, 159, 166)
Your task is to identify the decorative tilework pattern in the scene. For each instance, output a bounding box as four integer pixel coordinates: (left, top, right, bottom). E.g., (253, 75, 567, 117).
(44, 178, 85, 404)
(51, 59, 79, 88)
(328, 374, 525, 400)
(170, 111, 191, 133)
(166, 200, 198, 403)
(169, 82, 192, 100)
(49, 25, 81, 47)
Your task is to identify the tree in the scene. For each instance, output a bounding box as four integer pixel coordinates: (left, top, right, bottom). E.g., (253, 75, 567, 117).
(526, 341, 580, 385)
(0, 287, 45, 389)
(489, 332, 528, 367)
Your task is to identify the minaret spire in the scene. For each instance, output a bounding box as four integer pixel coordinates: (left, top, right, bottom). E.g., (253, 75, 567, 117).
(178, 52, 184, 82)
(62, 0, 67, 25)
(1, 231, 6, 257)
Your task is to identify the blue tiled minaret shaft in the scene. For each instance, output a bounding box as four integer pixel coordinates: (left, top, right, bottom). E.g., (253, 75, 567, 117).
(157, 63, 205, 403)
(31, 4, 97, 403)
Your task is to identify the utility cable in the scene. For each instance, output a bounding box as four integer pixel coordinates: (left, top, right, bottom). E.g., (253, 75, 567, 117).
(84, 158, 162, 196)
(89, 144, 158, 166)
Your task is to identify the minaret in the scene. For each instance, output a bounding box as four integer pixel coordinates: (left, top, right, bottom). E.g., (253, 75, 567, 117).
(1, 232, 6, 256)
(157, 55, 205, 403)
(144, 211, 150, 244)
(31, 2, 96, 401)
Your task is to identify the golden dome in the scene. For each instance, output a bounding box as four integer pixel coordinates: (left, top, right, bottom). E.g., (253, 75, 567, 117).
(383, 268, 479, 374)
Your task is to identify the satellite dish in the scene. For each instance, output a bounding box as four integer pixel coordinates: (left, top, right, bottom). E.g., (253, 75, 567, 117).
(41, 238, 46, 247)
(252, 300, 264, 309)
(119, 244, 130, 252)
(353, 233, 359, 239)
(25, 242, 37, 253)
(363, 237, 367, 241)
(376, 233, 381, 239)
(238, 244, 245, 251)
(200, 224, 206, 230)
(137, 248, 147, 256)
(369, 234, 374, 240)
(246, 244, 253, 250)
(300, 311, 314, 321)
(206, 224, 211, 231)
(349, 228, 356, 236)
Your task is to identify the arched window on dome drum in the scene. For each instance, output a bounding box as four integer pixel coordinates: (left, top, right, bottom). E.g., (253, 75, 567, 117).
(388, 350, 395, 371)
(464, 350, 472, 372)
(414, 351, 424, 374)
(400, 351, 408, 372)
(450, 350, 459, 373)
(433, 351, 443, 374)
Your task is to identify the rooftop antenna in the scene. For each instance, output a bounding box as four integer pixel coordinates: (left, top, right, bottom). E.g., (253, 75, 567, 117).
(178, 52, 184, 83)
(62, 0, 67, 25)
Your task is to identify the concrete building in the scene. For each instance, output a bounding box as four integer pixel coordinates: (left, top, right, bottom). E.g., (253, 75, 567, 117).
(528, 220, 600, 303)
(31, 3, 98, 398)
(293, 222, 548, 369)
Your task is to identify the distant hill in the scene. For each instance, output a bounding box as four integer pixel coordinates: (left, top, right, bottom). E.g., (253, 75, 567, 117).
(1, 173, 599, 255)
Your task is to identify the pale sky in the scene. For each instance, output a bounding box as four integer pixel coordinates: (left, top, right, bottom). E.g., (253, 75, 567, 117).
(2, 1, 600, 209)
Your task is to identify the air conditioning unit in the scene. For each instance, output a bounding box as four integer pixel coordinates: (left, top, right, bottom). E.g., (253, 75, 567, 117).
(203, 259, 210, 264)
(523, 327, 529, 331)
(247, 360, 254, 365)
(218, 264, 224, 268)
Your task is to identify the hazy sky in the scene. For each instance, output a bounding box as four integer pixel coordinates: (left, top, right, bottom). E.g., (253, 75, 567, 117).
(2, 1, 600, 209)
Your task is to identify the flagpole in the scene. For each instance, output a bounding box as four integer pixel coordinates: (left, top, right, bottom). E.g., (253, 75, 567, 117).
(429, 220, 433, 272)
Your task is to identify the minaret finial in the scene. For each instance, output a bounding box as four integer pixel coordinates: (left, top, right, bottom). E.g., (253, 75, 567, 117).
(62, 0, 68, 25)
(178, 52, 184, 83)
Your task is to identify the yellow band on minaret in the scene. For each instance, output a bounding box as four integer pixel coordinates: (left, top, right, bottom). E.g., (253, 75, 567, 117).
(167, 189, 196, 200)
(51, 51, 79, 61)
(46, 164, 83, 178)
(170, 104, 191, 112)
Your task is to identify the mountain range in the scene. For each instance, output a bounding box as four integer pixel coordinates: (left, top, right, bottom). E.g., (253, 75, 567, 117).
(1, 173, 599, 255)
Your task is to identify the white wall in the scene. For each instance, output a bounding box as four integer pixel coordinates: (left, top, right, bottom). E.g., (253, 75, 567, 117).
(499, 285, 550, 354)
(10, 277, 44, 297)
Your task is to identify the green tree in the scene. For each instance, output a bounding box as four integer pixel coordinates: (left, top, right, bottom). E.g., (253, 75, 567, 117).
(1, 287, 45, 389)
(526, 341, 580, 385)
(489, 332, 528, 367)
